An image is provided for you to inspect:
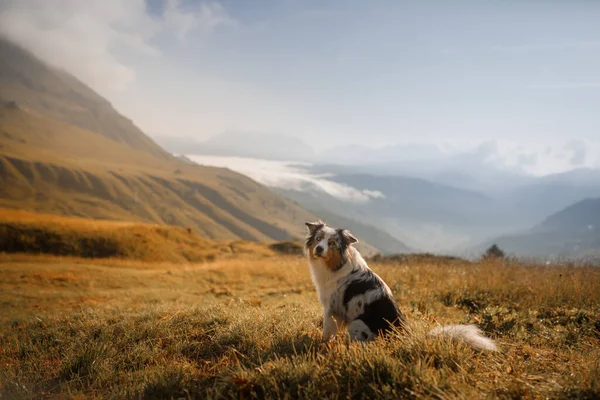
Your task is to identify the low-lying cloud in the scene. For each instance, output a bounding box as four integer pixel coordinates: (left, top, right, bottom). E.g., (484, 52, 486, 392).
(185, 155, 385, 204)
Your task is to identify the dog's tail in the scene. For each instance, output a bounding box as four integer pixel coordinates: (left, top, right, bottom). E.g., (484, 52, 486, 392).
(427, 324, 497, 352)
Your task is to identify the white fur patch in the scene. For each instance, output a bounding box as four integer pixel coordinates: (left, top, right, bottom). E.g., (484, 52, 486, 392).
(344, 289, 384, 321)
(428, 324, 498, 352)
(348, 319, 375, 341)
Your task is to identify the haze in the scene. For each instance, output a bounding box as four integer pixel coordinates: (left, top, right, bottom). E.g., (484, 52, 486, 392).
(1, 0, 600, 174)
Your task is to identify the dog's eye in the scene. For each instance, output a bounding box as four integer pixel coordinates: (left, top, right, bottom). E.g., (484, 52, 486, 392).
(329, 241, 338, 247)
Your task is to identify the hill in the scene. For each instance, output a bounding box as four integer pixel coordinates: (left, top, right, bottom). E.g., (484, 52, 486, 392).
(0, 37, 317, 242)
(0, 38, 169, 159)
(475, 198, 600, 258)
(0, 208, 280, 263)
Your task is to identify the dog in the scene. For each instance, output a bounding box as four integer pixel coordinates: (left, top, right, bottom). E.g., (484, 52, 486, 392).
(304, 220, 498, 351)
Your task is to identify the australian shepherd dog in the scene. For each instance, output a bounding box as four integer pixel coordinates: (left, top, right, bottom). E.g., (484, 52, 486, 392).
(304, 220, 497, 351)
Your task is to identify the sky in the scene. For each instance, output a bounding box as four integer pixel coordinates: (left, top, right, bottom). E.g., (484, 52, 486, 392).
(1, 0, 600, 174)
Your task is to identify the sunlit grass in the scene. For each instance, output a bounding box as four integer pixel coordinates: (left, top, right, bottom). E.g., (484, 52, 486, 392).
(1, 251, 599, 399)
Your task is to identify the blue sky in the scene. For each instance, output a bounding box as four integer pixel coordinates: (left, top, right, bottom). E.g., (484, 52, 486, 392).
(1, 0, 600, 172)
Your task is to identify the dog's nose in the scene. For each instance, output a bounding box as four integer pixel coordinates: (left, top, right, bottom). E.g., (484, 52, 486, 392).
(315, 245, 323, 254)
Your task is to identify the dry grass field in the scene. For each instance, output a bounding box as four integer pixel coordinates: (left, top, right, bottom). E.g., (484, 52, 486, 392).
(0, 208, 283, 264)
(3, 35, 598, 399)
(1, 236, 599, 398)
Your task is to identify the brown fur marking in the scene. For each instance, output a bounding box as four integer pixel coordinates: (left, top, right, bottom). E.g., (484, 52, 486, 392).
(324, 240, 343, 271)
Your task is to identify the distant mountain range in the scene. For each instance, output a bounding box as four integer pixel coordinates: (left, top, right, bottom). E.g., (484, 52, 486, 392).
(165, 130, 600, 256)
(500, 168, 600, 224)
(473, 198, 600, 259)
(270, 186, 412, 255)
(155, 132, 540, 193)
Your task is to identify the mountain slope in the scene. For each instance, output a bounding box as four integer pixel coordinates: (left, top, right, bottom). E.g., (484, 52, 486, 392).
(0, 37, 169, 159)
(329, 173, 496, 225)
(307, 208, 413, 255)
(475, 198, 600, 258)
(0, 37, 316, 242)
(501, 169, 600, 223)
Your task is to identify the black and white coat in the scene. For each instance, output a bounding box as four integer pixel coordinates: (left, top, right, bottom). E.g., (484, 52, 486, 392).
(304, 221, 498, 351)
(304, 222, 409, 341)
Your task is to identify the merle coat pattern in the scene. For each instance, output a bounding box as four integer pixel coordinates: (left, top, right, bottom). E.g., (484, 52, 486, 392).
(304, 221, 409, 341)
(304, 221, 498, 351)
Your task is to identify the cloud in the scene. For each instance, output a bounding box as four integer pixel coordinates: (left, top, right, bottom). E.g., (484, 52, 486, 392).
(443, 41, 600, 55)
(164, 1, 236, 40)
(485, 41, 600, 53)
(525, 82, 600, 90)
(517, 153, 538, 167)
(566, 139, 587, 165)
(439, 139, 600, 177)
(0, 0, 234, 93)
(185, 155, 385, 204)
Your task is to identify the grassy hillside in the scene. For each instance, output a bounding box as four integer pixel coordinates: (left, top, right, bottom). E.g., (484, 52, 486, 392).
(0, 37, 169, 158)
(1, 250, 598, 398)
(0, 42, 319, 244)
(0, 38, 401, 253)
(0, 208, 280, 263)
(0, 148, 314, 242)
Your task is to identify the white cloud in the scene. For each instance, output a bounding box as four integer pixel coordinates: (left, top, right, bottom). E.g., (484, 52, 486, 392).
(475, 139, 600, 176)
(164, 1, 236, 40)
(185, 155, 385, 204)
(526, 82, 600, 89)
(443, 41, 600, 55)
(0, 0, 234, 93)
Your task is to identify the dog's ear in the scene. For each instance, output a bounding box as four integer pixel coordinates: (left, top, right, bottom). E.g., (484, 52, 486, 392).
(339, 229, 358, 245)
(345, 231, 358, 245)
(305, 221, 323, 235)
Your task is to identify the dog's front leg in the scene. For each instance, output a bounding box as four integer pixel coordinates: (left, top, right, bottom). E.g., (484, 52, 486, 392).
(323, 312, 339, 341)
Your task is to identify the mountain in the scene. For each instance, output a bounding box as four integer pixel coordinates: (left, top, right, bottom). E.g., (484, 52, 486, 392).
(0, 38, 169, 159)
(329, 174, 496, 225)
(474, 198, 600, 259)
(155, 131, 316, 162)
(501, 169, 600, 223)
(0, 36, 316, 242)
(325, 173, 523, 251)
(272, 186, 413, 255)
(270, 169, 520, 252)
(306, 208, 413, 255)
(303, 165, 600, 252)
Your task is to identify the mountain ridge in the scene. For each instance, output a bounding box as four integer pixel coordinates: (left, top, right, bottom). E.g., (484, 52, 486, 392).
(0, 37, 170, 159)
(0, 37, 318, 243)
(472, 197, 600, 258)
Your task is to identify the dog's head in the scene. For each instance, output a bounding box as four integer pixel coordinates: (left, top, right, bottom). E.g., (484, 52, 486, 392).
(304, 220, 358, 270)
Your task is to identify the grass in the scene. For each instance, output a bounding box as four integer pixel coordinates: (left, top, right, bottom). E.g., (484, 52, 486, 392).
(0, 208, 279, 263)
(1, 250, 599, 399)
